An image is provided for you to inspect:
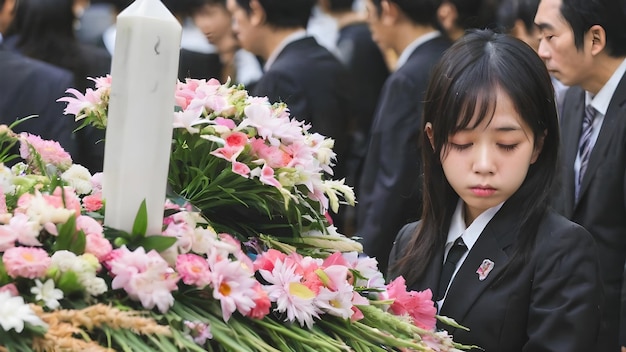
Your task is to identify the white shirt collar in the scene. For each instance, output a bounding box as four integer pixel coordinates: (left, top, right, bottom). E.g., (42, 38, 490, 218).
(446, 199, 504, 252)
(395, 31, 441, 70)
(587, 58, 626, 115)
(263, 30, 308, 71)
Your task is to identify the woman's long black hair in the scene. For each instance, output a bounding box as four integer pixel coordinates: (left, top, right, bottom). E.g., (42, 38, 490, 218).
(392, 30, 560, 284)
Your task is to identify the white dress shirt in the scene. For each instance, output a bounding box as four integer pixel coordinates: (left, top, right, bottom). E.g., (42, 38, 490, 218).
(436, 199, 503, 311)
(574, 58, 626, 185)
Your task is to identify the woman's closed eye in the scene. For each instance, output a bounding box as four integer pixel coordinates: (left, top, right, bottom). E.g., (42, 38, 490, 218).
(449, 142, 472, 151)
(498, 143, 519, 151)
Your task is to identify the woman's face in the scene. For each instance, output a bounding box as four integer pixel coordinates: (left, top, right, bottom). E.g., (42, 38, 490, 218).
(430, 89, 542, 225)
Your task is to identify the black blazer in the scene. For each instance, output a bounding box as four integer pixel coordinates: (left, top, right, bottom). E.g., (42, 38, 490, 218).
(0, 47, 77, 157)
(551, 73, 626, 351)
(251, 36, 351, 179)
(388, 204, 602, 352)
(356, 35, 450, 274)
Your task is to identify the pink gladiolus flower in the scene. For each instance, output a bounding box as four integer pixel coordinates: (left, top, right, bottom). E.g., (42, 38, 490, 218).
(214, 117, 236, 129)
(232, 162, 250, 178)
(3, 247, 51, 279)
(56, 87, 102, 117)
(209, 258, 258, 322)
(224, 132, 248, 148)
(19, 133, 72, 170)
(82, 192, 103, 212)
(210, 145, 244, 162)
(258, 164, 282, 189)
(89, 75, 112, 89)
(386, 277, 437, 331)
(250, 139, 293, 169)
(176, 254, 211, 287)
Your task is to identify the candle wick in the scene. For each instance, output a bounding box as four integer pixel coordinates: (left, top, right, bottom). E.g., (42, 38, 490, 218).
(154, 36, 161, 55)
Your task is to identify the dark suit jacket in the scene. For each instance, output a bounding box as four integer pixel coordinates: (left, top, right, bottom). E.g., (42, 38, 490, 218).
(356, 35, 450, 274)
(551, 73, 626, 351)
(251, 36, 351, 179)
(388, 204, 602, 352)
(0, 46, 77, 157)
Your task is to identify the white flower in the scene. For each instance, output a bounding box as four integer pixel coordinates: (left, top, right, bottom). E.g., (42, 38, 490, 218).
(0, 291, 47, 332)
(31, 279, 63, 309)
(61, 164, 93, 194)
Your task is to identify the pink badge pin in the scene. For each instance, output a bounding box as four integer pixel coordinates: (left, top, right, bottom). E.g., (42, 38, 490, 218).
(476, 259, 494, 281)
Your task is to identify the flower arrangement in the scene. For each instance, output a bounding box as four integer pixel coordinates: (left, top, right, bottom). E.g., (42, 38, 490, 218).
(0, 78, 471, 351)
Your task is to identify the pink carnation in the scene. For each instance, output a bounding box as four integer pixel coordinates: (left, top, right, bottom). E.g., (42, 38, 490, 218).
(3, 247, 51, 279)
(83, 192, 103, 212)
(246, 282, 271, 319)
(176, 253, 211, 287)
(386, 276, 437, 331)
(253, 249, 287, 272)
(19, 133, 72, 169)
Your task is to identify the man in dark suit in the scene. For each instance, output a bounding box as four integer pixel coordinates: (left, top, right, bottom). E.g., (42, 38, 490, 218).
(318, 0, 390, 236)
(226, 0, 352, 227)
(535, 0, 626, 350)
(356, 0, 450, 273)
(0, 0, 76, 157)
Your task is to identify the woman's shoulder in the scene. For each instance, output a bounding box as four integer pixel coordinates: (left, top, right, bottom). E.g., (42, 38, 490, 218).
(394, 221, 421, 248)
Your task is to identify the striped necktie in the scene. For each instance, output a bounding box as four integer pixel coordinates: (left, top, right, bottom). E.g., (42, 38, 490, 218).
(576, 104, 597, 200)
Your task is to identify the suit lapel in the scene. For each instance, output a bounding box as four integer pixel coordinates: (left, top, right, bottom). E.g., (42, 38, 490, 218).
(438, 204, 517, 332)
(407, 245, 444, 293)
(577, 74, 626, 203)
(561, 88, 585, 213)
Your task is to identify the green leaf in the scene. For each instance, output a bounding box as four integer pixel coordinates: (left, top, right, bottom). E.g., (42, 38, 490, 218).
(56, 271, 82, 294)
(52, 215, 86, 254)
(132, 199, 148, 237)
(137, 235, 178, 253)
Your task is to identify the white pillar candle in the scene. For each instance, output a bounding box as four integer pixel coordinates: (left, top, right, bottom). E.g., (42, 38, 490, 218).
(103, 0, 181, 235)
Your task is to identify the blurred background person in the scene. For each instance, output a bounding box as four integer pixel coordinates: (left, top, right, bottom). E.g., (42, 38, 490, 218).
(497, 0, 568, 116)
(437, 0, 501, 41)
(0, 0, 77, 159)
(356, 0, 450, 273)
(227, 0, 353, 233)
(4, 0, 110, 172)
(318, 0, 389, 236)
(188, 0, 262, 87)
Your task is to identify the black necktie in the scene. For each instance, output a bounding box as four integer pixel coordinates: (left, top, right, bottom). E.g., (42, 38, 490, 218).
(437, 237, 467, 301)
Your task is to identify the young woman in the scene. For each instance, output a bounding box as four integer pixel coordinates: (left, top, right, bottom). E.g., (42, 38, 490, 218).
(387, 30, 601, 351)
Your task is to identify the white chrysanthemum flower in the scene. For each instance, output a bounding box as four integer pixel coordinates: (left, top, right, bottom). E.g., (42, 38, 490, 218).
(82, 276, 108, 296)
(50, 250, 78, 272)
(31, 279, 63, 309)
(0, 291, 47, 332)
(61, 164, 93, 194)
